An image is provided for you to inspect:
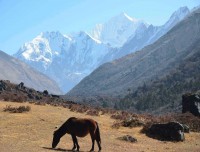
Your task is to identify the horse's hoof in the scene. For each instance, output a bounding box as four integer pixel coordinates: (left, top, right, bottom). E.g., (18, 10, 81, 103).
(71, 148, 76, 151)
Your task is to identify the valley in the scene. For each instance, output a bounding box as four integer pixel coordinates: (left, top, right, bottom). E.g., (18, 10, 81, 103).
(1, 2, 200, 152)
(1, 101, 200, 152)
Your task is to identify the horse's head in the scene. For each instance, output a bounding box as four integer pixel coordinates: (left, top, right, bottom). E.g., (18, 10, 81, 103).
(52, 130, 60, 148)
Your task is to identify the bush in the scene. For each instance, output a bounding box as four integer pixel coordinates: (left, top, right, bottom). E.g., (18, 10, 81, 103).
(111, 111, 132, 120)
(3, 105, 31, 113)
(87, 109, 100, 116)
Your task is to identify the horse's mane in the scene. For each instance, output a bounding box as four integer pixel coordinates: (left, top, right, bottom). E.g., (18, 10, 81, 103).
(55, 117, 77, 134)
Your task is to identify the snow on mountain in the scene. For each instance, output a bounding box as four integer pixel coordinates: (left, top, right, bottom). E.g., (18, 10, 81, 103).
(90, 12, 149, 47)
(14, 31, 113, 92)
(114, 6, 190, 58)
(15, 31, 72, 71)
(0, 50, 62, 94)
(14, 7, 190, 93)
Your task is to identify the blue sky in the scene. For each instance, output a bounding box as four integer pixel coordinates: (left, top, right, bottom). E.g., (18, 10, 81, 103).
(0, 0, 199, 54)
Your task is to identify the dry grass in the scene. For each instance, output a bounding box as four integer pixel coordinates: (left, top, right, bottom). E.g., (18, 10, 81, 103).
(3, 105, 31, 113)
(0, 101, 200, 152)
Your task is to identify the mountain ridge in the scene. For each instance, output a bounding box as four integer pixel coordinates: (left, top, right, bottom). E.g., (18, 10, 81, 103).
(65, 7, 200, 111)
(14, 6, 190, 93)
(0, 50, 62, 94)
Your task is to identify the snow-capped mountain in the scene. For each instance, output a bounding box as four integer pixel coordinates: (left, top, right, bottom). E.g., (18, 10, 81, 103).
(115, 6, 190, 58)
(15, 31, 72, 71)
(14, 7, 190, 93)
(66, 7, 200, 105)
(0, 50, 62, 94)
(90, 12, 149, 47)
(14, 31, 113, 92)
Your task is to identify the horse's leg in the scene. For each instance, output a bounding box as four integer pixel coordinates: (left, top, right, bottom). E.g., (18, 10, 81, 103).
(95, 139, 101, 151)
(75, 137, 80, 151)
(71, 134, 76, 151)
(89, 132, 95, 152)
(73, 135, 80, 151)
(95, 123, 101, 151)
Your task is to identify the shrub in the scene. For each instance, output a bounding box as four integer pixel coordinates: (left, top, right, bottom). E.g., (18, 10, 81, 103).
(3, 105, 31, 113)
(86, 109, 100, 116)
(111, 111, 132, 120)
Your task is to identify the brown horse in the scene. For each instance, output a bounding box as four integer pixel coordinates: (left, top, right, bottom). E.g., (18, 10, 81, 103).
(52, 117, 101, 151)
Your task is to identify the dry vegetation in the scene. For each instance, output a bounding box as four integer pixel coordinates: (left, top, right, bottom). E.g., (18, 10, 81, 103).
(3, 105, 31, 113)
(1, 101, 200, 152)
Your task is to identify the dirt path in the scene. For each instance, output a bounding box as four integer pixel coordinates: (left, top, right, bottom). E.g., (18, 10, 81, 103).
(0, 101, 200, 152)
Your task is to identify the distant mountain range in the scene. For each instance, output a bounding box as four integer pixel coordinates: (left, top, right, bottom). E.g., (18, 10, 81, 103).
(90, 12, 149, 47)
(116, 6, 190, 57)
(0, 50, 62, 94)
(65, 7, 200, 113)
(14, 31, 114, 92)
(14, 7, 190, 93)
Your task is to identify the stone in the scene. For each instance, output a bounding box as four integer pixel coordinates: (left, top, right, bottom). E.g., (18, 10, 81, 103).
(118, 135, 137, 143)
(147, 122, 185, 141)
(182, 93, 200, 116)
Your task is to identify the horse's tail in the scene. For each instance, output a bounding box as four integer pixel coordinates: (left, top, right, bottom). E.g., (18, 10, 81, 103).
(95, 122, 101, 143)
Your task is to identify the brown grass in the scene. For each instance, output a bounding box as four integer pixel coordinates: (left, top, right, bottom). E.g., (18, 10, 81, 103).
(0, 101, 200, 152)
(3, 105, 31, 113)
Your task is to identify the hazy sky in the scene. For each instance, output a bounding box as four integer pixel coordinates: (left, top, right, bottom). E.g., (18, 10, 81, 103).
(0, 0, 199, 54)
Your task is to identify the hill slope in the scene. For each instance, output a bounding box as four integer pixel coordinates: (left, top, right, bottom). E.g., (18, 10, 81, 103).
(116, 38, 200, 113)
(115, 6, 190, 58)
(14, 7, 188, 93)
(0, 50, 62, 94)
(66, 8, 200, 107)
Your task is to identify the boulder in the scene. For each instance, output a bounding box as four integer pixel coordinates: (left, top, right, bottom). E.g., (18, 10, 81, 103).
(182, 93, 200, 116)
(147, 122, 185, 141)
(118, 135, 137, 143)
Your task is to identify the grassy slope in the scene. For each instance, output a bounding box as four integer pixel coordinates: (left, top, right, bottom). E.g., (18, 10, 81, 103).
(0, 101, 200, 152)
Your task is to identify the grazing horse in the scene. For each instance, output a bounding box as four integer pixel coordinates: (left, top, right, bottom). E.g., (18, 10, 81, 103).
(52, 117, 101, 151)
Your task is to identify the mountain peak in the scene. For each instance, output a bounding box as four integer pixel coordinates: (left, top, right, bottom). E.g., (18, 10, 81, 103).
(171, 6, 190, 19)
(39, 31, 63, 39)
(164, 6, 190, 29)
(90, 12, 149, 47)
(120, 12, 134, 20)
(112, 12, 139, 23)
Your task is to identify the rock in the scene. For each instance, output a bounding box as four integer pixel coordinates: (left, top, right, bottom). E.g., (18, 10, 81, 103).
(51, 94, 60, 98)
(43, 90, 48, 96)
(118, 135, 137, 143)
(17, 82, 24, 90)
(147, 122, 185, 141)
(182, 124, 190, 133)
(182, 93, 200, 116)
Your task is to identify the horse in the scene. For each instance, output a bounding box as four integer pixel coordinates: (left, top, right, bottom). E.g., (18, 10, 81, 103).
(52, 117, 101, 151)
